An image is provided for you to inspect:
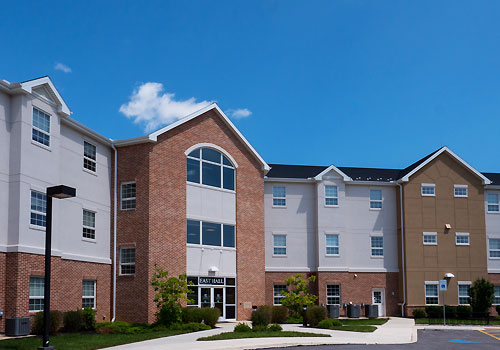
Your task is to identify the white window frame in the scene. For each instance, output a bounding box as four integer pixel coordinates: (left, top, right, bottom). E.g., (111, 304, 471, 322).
(425, 281, 439, 305)
(273, 233, 287, 256)
(458, 281, 471, 305)
(325, 185, 339, 207)
(423, 232, 437, 245)
(186, 147, 236, 191)
(487, 193, 500, 213)
(82, 280, 96, 309)
(326, 284, 341, 305)
(82, 209, 96, 241)
(120, 182, 136, 210)
(489, 238, 500, 259)
(454, 184, 468, 198)
(325, 233, 340, 256)
(120, 247, 136, 275)
(32, 107, 51, 148)
(421, 183, 436, 197)
(369, 189, 382, 210)
(30, 190, 47, 229)
(272, 186, 286, 207)
(370, 235, 384, 257)
(83, 141, 97, 173)
(186, 219, 236, 249)
(29, 276, 44, 312)
(494, 285, 500, 305)
(273, 284, 287, 305)
(455, 232, 470, 246)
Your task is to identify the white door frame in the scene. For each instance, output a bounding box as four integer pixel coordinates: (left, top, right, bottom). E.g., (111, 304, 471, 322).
(372, 288, 386, 317)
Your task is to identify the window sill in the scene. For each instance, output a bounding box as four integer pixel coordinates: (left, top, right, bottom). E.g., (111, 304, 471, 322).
(487, 211, 500, 214)
(187, 181, 236, 194)
(120, 207, 136, 211)
(370, 255, 384, 259)
(118, 274, 135, 277)
(30, 224, 46, 231)
(369, 208, 382, 211)
(272, 254, 288, 258)
(423, 243, 438, 246)
(31, 140, 51, 151)
(488, 257, 500, 260)
(421, 194, 436, 197)
(186, 243, 236, 251)
(83, 167, 98, 176)
(82, 238, 97, 243)
(454, 196, 468, 198)
(272, 205, 287, 209)
(324, 205, 339, 208)
(456, 244, 470, 246)
(325, 254, 340, 257)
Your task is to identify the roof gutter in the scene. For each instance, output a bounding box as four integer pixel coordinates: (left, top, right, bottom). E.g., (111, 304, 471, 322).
(398, 183, 406, 317)
(111, 143, 117, 322)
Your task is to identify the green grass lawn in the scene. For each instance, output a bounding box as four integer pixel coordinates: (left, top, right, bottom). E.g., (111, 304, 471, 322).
(198, 331, 331, 341)
(415, 318, 500, 325)
(0, 329, 190, 350)
(340, 318, 388, 326)
(330, 325, 377, 332)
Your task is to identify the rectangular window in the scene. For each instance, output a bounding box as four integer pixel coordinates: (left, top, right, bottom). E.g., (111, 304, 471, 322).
(421, 184, 435, 196)
(325, 234, 339, 255)
(187, 220, 200, 244)
(82, 280, 96, 308)
(489, 238, 500, 258)
(326, 284, 341, 305)
(32, 108, 50, 146)
(456, 232, 470, 246)
(454, 185, 468, 198)
(202, 221, 221, 246)
(120, 182, 136, 210)
(423, 232, 437, 245)
(488, 194, 500, 213)
(370, 190, 382, 209)
(29, 276, 44, 312)
(494, 286, 500, 305)
(202, 162, 221, 188)
(82, 210, 96, 240)
(458, 282, 471, 305)
(223, 225, 235, 248)
(273, 234, 286, 255)
(425, 282, 439, 305)
(83, 141, 97, 172)
(30, 190, 47, 227)
(273, 186, 286, 207)
(120, 247, 136, 275)
(273, 284, 287, 305)
(186, 220, 235, 248)
(371, 236, 384, 257)
(325, 186, 338, 206)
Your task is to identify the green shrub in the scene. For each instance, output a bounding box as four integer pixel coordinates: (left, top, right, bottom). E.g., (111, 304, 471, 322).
(330, 319, 342, 327)
(268, 323, 283, 332)
(252, 325, 268, 332)
(63, 310, 83, 332)
(234, 322, 252, 333)
(182, 307, 203, 323)
(425, 306, 442, 318)
(180, 322, 211, 331)
(157, 305, 182, 326)
(271, 306, 289, 324)
(317, 319, 333, 329)
(470, 278, 495, 314)
(251, 307, 271, 327)
(306, 305, 326, 327)
(200, 307, 220, 328)
(96, 321, 153, 334)
(412, 309, 426, 319)
(445, 305, 457, 319)
(456, 305, 472, 319)
(81, 306, 96, 331)
(32, 310, 63, 335)
(286, 315, 303, 324)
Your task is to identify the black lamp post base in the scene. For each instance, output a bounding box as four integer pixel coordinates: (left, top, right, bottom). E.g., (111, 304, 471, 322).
(38, 346, 55, 350)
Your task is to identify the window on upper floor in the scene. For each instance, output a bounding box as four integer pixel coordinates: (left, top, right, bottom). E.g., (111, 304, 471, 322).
(120, 182, 136, 210)
(423, 232, 437, 245)
(487, 194, 499, 213)
(273, 284, 287, 305)
(458, 282, 471, 305)
(425, 282, 439, 305)
(29, 276, 44, 312)
(326, 284, 341, 305)
(325, 186, 338, 206)
(371, 236, 384, 257)
(369, 190, 382, 209)
(489, 238, 500, 258)
(325, 234, 339, 255)
(120, 247, 136, 275)
(456, 232, 470, 246)
(32, 108, 50, 147)
(186, 219, 235, 248)
(273, 234, 286, 255)
(454, 185, 468, 198)
(186, 148, 235, 191)
(494, 286, 500, 305)
(83, 141, 97, 172)
(82, 280, 96, 309)
(30, 190, 47, 227)
(272, 186, 286, 207)
(83, 209, 96, 240)
(421, 184, 435, 196)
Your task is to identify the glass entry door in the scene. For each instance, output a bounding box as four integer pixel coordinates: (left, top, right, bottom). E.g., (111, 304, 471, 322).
(201, 288, 211, 308)
(214, 288, 224, 317)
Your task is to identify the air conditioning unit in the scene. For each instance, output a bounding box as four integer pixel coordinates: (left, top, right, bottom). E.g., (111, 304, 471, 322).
(5, 318, 31, 336)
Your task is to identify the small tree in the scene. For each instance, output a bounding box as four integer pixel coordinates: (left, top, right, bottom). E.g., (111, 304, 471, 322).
(151, 265, 192, 325)
(280, 273, 317, 317)
(470, 278, 494, 315)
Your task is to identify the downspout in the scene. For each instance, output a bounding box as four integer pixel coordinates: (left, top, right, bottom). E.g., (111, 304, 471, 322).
(398, 183, 406, 317)
(111, 143, 117, 322)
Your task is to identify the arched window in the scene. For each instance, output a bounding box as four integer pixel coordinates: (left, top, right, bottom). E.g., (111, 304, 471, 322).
(186, 147, 235, 191)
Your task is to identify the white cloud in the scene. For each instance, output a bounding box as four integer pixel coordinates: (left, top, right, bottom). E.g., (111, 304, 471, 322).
(119, 82, 212, 132)
(54, 62, 72, 73)
(226, 108, 252, 119)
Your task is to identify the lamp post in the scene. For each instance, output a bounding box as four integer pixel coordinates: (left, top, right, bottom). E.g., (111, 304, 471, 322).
(441, 273, 455, 327)
(40, 185, 76, 350)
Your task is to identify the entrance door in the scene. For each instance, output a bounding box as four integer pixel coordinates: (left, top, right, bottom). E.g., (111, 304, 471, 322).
(213, 288, 224, 318)
(372, 288, 385, 317)
(201, 288, 211, 308)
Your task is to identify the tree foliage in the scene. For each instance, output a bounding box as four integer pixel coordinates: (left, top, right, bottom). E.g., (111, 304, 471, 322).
(280, 273, 318, 316)
(470, 278, 494, 314)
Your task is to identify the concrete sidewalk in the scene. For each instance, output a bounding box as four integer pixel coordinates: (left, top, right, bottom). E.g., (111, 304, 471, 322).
(104, 317, 417, 350)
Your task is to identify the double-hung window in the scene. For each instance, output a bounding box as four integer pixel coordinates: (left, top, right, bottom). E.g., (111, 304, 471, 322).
(30, 190, 47, 227)
(371, 236, 384, 257)
(273, 186, 286, 207)
(494, 286, 500, 305)
(370, 190, 382, 209)
(83, 141, 97, 172)
(456, 232, 470, 246)
(458, 282, 471, 305)
(186, 148, 235, 190)
(421, 184, 435, 196)
(325, 234, 339, 255)
(326, 285, 341, 305)
(273, 285, 287, 305)
(425, 282, 439, 305)
(489, 238, 500, 258)
(121, 182, 136, 210)
(29, 276, 44, 311)
(82, 280, 96, 308)
(454, 185, 468, 197)
(488, 194, 500, 213)
(32, 108, 50, 147)
(120, 247, 136, 275)
(423, 232, 437, 245)
(273, 234, 286, 255)
(325, 186, 338, 206)
(83, 210, 96, 240)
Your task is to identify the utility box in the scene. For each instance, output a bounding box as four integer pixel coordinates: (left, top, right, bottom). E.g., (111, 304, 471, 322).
(365, 304, 379, 318)
(327, 305, 340, 318)
(5, 318, 31, 336)
(347, 304, 361, 318)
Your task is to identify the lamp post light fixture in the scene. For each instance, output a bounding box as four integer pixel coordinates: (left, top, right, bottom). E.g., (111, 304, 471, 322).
(40, 185, 76, 350)
(441, 273, 455, 326)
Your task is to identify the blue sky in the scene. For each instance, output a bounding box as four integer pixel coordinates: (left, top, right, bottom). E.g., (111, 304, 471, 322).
(2, 1, 500, 171)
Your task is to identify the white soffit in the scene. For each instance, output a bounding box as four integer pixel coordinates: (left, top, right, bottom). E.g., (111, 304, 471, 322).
(20, 76, 71, 116)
